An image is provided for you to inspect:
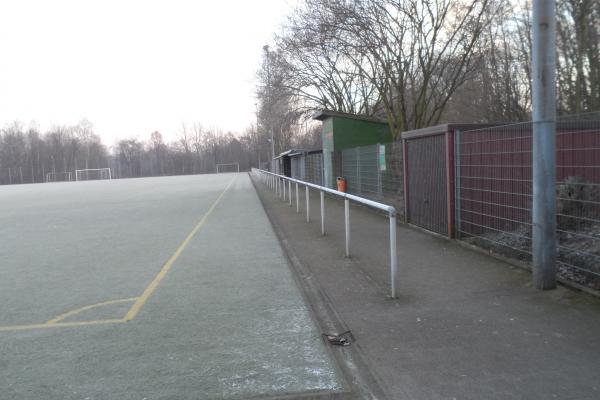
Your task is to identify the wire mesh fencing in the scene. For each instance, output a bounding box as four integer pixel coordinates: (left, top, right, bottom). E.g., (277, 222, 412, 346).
(456, 113, 600, 290)
(341, 144, 380, 196)
(304, 152, 324, 186)
(336, 142, 404, 217)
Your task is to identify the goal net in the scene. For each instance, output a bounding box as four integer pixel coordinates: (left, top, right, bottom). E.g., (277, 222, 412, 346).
(46, 171, 73, 182)
(75, 168, 112, 181)
(216, 163, 240, 173)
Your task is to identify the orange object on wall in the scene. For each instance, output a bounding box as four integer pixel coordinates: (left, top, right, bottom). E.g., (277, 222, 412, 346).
(336, 177, 346, 192)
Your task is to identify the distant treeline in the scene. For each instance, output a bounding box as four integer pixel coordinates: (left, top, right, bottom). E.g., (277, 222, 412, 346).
(0, 121, 272, 185)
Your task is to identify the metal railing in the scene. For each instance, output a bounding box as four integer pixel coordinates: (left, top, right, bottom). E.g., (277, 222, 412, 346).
(252, 168, 399, 298)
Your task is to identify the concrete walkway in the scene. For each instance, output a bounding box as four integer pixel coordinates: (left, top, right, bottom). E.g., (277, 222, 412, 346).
(252, 173, 600, 400)
(0, 174, 343, 399)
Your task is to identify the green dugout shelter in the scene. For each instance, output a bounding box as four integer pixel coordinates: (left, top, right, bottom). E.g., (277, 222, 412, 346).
(313, 110, 393, 188)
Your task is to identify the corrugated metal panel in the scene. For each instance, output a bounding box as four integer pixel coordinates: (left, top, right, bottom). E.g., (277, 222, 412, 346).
(406, 135, 448, 235)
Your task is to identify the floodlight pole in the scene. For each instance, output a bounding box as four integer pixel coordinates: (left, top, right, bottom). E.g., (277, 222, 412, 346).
(270, 127, 275, 172)
(532, 0, 557, 290)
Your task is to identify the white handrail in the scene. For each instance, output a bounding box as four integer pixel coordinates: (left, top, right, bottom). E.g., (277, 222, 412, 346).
(252, 168, 399, 298)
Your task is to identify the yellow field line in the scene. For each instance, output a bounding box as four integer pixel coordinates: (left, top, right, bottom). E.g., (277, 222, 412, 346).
(0, 319, 125, 332)
(46, 297, 138, 324)
(0, 176, 236, 333)
(123, 176, 236, 321)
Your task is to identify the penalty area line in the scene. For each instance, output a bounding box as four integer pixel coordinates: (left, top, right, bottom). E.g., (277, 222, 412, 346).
(0, 319, 126, 332)
(123, 176, 237, 321)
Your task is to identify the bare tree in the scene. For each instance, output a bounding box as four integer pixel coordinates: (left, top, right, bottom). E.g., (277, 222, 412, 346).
(256, 46, 303, 157)
(444, 0, 531, 122)
(270, 0, 495, 138)
(556, 0, 600, 113)
(277, 2, 381, 116)
(149, 131, 166, 175)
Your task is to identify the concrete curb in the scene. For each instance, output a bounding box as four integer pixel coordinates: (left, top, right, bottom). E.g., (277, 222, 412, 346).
(249, 172, 390, 400)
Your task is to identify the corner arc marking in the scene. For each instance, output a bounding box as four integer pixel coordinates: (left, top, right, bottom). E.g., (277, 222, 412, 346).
(46, 297, 138, 324)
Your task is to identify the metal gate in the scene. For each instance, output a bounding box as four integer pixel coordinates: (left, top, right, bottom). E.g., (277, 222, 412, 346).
(405, 134, 448, 235)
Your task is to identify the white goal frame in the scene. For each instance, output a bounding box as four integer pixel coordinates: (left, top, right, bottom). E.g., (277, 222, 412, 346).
(46, 171, 73, 182)
(216, 163, 240, 173)
(75, 168, 112, 181)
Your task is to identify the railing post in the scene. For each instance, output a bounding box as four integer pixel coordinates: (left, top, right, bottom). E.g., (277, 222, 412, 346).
(296, 183, 299, 213)
(320, 191, 325, 235)
(390, 211, 397, 299)
(305, 186, 310, 222)
(283, 178, 286, 201)
(345, 199, 350, 257)
(289, 181, 292, 206)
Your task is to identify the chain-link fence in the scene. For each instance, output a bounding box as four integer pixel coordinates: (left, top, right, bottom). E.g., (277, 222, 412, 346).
(456, 113, 600, 290)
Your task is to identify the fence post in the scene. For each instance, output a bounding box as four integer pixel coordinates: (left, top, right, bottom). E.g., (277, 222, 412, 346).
(378, 144, 382, 198)
(283, 178, 286, 201)
(390, 211, 397, 298)
(288, 181, 292, 206)
(532, 0, 557, 290)
(356, 147, 361, 195)
(320, 191, 325, 235)
(454, 130, 462, 239)
(296, 183, 299, 213)
(306, 186, 310, 222)
(345, 199, 350, 257)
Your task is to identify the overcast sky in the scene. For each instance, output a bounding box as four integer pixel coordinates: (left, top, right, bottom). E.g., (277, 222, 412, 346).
(0, 0, 295, 145)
